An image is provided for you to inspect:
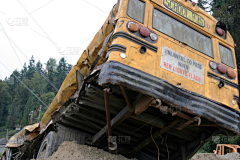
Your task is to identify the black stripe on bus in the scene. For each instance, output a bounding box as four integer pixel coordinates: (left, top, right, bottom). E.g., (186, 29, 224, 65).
(112, 32, 158, 53)
(107, 44, 127, 53)
(207, 72, 239, 89)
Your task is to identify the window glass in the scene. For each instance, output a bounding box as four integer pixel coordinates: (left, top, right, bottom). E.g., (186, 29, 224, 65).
(153, 9, 213, 57)
(219, 44, 235, 68)
(127, 0, 145, 23)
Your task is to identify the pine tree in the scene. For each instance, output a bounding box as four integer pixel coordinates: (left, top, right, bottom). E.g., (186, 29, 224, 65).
(36, 60, 44, 75)
(26, 56, 36, 79)
(67, 64, 73, 73)
(55, 58, 68, 89)
(45, 58, 57, 74)
(197, 0, 209, 11)
(45, 58, 57, 92)
(20, 63, 28, 81)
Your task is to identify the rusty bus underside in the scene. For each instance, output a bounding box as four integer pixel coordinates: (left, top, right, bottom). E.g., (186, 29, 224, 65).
(45, 61, 240, 160)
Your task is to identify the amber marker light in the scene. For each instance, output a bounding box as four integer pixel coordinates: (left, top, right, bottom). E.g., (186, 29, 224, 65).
(128, 22, 139, 32)
(227, 69, 236, 79)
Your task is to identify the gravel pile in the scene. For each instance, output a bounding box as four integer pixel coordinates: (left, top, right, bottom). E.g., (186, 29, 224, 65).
(37, 141, 137, 160)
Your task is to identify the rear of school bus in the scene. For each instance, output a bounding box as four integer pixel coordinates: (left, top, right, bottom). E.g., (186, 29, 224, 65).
(98, 0, 240, 158)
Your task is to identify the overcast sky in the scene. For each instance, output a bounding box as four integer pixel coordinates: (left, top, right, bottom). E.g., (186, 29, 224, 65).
(0, 0, 199, 80)
(0, 0, 118, 79)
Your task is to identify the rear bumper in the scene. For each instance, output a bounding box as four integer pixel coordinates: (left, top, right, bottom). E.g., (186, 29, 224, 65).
(98, 61, 240, 134)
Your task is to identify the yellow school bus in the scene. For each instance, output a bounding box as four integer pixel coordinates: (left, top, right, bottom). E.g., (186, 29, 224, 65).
(97, 0, 240, 158)
(3, 0, 240, 160)
(108, 0, 239, 112)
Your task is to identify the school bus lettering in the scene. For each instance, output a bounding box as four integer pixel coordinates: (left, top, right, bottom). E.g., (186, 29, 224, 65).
(164, 0, 205, 27)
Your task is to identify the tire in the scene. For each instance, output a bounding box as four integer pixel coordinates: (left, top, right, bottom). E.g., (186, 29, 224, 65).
(36, 131, 57, 159)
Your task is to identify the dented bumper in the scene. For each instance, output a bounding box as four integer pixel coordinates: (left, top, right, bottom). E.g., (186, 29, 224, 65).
(98, 61, 240, 134)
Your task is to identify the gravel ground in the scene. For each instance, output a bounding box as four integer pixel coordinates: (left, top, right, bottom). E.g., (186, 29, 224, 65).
(34, 141, 240, 160)
(36, 141, 137, 160)
(191, 152, 240, 160)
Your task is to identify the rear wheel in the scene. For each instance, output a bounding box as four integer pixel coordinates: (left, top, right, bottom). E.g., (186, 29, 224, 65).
(36, 131, 57, 159)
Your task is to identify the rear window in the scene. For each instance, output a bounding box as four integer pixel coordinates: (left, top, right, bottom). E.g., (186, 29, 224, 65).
(127, 0, 145, 23)
(219, 44, 235, 68)
(153, 9, 213, 58)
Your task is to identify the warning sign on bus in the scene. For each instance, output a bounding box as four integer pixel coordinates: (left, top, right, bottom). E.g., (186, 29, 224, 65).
(160, 46, 204, 85)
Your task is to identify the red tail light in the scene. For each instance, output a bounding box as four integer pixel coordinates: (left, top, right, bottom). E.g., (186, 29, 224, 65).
(216, 27, 224, 36)
(192, 2, 196, 6)
(140, 27, 150, 37)
(218, 64, 227, 74)
(234, 44, 237, 48)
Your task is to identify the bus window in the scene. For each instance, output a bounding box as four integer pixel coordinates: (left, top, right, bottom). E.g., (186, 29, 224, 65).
(219, 44, 235, 68)
(127, 0, 145, 23)
(153, 9, 213, 58)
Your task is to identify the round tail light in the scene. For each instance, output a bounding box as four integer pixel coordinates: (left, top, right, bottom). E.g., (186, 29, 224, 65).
(128, 22, 139, 32)
(234, 44, 237, 48)
(192, 2, 196, 6)
(216, 27, 224, 36)
(150, 33, 157, 41)
(227, 69, 236, 79)
(217, 64, 227, 74)
(140, 27, 150, 37)
(210, 61, 217, 70)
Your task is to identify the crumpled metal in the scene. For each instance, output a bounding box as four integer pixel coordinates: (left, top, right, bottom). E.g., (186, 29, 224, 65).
(5, 123, 40, 148)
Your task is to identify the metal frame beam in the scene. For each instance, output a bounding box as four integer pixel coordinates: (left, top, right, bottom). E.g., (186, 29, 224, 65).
(129, 118, 181, 155)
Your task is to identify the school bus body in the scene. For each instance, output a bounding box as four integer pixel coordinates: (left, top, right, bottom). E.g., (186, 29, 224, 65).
(100, 0, 240, 133)
(3, 0, 240, 160)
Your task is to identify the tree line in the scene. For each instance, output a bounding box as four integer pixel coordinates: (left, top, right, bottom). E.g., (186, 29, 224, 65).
(0, 56, 72, 132)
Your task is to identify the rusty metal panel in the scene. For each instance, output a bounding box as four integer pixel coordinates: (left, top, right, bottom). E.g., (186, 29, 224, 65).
(6, 123, 39, 148)
(160, 46, 204, 85)
(98, 60, 240, 134)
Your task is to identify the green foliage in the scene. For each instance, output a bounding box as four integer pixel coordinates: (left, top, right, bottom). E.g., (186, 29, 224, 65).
(199, 135, 240, 153)
(0, 81, 11, 127)
(197, 0, 210, 11)
(0, 57, 72, 131)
